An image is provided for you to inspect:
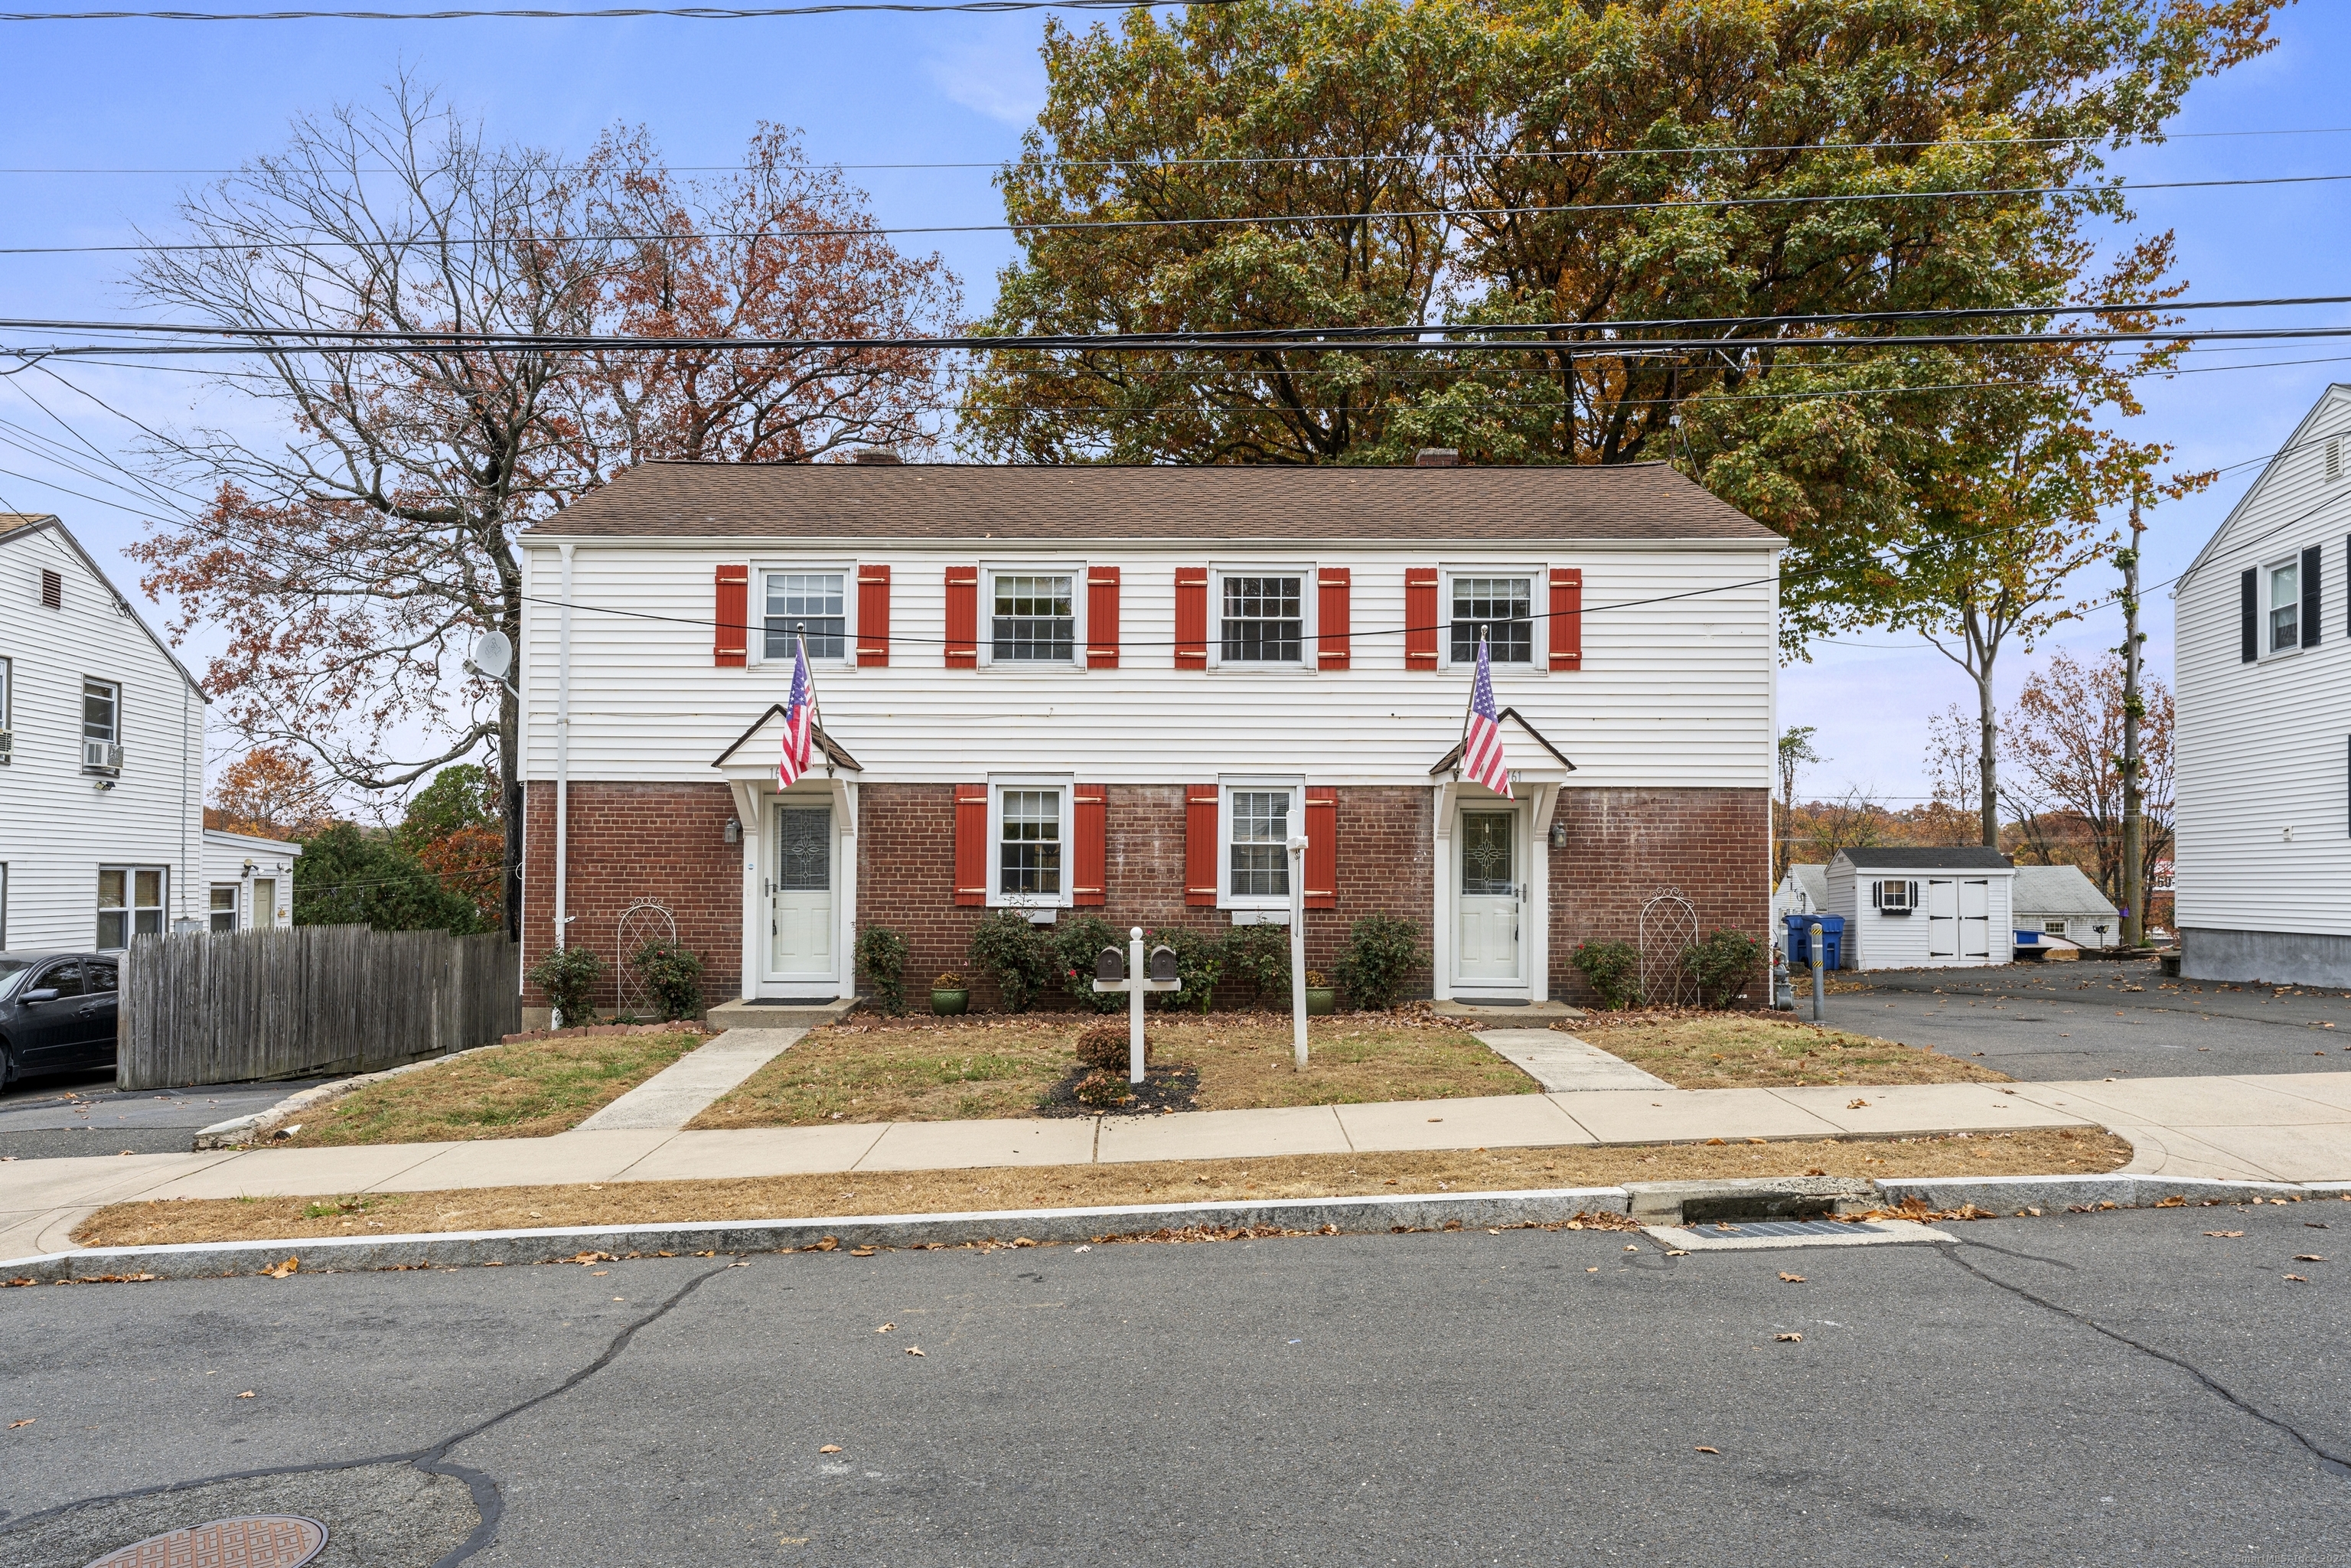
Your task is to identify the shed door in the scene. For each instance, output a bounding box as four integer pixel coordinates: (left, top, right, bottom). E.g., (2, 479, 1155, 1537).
(1925, 879, 1958, 958)
(1958, 879, 1992, 959)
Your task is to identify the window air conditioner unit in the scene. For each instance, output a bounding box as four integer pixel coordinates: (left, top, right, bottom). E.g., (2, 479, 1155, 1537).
(0, 728, 11, 762)
(1872, 879, 1918, 914)
(83, 738, 123, 774)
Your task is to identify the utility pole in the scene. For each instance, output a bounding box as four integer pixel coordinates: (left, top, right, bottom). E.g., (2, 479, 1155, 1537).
(2118, 500, 2147, 950)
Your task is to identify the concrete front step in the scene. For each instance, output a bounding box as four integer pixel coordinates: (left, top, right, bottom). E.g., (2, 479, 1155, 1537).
(1432, 999, 1585, 1022)
(706, 996, 861, 1031)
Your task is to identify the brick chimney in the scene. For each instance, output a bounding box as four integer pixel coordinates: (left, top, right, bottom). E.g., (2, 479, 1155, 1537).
(851, 448, 904, 465)
(1414, 448, 1460, 467)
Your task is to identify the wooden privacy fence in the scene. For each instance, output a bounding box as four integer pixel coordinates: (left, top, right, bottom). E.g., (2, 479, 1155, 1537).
(119, 925, 521, 1090)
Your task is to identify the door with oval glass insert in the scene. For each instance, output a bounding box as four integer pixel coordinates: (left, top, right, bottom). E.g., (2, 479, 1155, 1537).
(766, 804, 835, 986)
(1455, 808, 1521, 985)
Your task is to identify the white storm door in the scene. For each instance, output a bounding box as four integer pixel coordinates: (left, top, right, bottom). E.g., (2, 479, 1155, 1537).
(1958, 879, 1992, 959)
(767, 804, 835, 985)
(1455, 808, 1521, 984)
(1925, 879, 1958, 957)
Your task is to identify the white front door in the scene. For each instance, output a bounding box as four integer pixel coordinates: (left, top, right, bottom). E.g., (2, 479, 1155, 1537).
(1455, 807, 1521, 985)
(766, 803, 835, 987)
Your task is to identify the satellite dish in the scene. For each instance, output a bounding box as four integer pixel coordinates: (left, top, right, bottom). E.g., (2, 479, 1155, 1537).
(469, 631, 513, 682)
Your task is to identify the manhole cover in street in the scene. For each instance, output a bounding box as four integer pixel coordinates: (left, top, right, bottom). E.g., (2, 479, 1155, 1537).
(84, 1515, 326, 1568)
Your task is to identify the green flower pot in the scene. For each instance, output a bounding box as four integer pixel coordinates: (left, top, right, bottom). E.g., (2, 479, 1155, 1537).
(1304, 987, 1336, 1016)
(931, 988, 970, 1016)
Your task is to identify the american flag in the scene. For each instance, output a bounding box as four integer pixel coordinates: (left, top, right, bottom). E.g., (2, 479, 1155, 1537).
(1461, 631, 1512, 798)
(778, 635, 814, 787)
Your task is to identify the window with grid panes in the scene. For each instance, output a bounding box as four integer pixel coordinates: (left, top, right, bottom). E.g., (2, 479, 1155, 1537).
(1228, 790, 1292, 898)
(1220, 576, 1303, 663)
(763, 572, 846, 660)
(998, 789, 1063, 896)
(992, 575, 1075, 662)
(98, 866, 165, 948)
(1449, 577, 1534, 663)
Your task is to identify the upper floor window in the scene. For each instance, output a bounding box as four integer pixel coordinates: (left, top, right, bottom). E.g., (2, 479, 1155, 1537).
(993, 573, 1074, 663)
(83, 678, 118, 744)
(1220, 575, 1303, 663)
(2270, 559, 2301, 654)
(1449, 575, 1534, 664)
(0, 655, 11, 758)
(764, 571, 846, 661)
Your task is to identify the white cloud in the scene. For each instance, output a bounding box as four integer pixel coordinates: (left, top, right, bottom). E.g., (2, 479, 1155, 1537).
(923, 36, 1048, 126)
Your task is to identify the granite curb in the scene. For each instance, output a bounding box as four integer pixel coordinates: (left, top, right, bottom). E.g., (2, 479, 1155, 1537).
(1873, 1172, 2322, 1211)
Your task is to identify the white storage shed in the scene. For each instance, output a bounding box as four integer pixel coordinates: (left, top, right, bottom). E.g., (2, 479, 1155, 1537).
(2013, 863, 2120, 950)
(1826, 846, 2017, 970)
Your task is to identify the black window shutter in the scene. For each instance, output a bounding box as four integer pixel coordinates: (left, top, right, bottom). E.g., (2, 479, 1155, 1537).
(2241, 568, 2258, 662)
(2304, 544, 2324, 648)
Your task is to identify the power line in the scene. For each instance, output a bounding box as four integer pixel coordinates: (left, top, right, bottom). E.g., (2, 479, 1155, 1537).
(7, 170, 2345, 258)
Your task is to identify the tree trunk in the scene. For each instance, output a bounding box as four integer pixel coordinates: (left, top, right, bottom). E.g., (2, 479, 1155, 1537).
(1974, 649, 2000, 849)
(2120, 504, 2145, 948)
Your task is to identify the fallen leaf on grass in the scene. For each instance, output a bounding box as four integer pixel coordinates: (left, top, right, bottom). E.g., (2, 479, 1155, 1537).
(905, 1346, 925, 1356)
(2294, 1255, 2328, 1263)
(818, 1445, 843, 1454)
(1779, 1272, 1807, 1283)
(2204, 1231, 2245, 1238)
(1694, 1446, 1720, 1454)
(1775, 1333, 1803, 1343)
(1805, 1167, 1828, 1177)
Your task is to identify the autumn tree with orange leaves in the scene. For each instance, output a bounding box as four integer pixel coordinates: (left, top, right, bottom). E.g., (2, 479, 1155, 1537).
(131, 79, 959, 935)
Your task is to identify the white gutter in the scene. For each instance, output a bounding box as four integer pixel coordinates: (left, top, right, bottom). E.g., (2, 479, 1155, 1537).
(555, 542, 575, 956)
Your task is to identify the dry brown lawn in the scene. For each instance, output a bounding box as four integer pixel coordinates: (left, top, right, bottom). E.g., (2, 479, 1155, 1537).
(70, 1126, 2130, 1248)
(1570, 1009, 2010, 1090)
(688, 1012, 1533, 1130)
(261, 1030, 707, 1147)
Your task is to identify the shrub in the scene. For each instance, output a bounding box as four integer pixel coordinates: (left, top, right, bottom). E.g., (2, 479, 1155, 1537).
(933, 972, 965, 989)
(1682, 928, 1766, 1009)
(1074, 1019, 1146, 1072)
(629, 940, 706, 1022)
(527, 944, 604, 1027)
(1335, 914, 1422, 1011)
(855, 924, 910, 1015)
(1147, 925, 1223, 1013)
(967, 911, 1055, 1013)
(1054, 913, 1128, 1013)
(1221, 922, 1293, 1006)
(1073, 1069, 1133, 1109)
(1570, 940, 1642, 1010)
(294, 820, 487, 935)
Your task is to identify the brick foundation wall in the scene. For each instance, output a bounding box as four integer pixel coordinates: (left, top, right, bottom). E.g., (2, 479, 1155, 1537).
(1547, 787, 1771, 1008)
(520, 781, 743, 1013)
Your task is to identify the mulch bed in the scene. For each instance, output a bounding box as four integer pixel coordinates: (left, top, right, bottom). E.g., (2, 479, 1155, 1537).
(1035, 1063, 1202, 1117)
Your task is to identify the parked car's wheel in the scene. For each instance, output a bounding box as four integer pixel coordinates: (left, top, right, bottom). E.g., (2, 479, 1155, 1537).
(0, 1041, 15, 1090)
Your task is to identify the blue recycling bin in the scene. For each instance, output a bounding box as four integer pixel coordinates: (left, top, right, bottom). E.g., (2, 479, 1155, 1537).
(1784, 913, 1845, 972)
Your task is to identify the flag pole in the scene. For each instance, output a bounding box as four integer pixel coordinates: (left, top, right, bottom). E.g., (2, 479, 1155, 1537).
(1458, 622, 1485, 763)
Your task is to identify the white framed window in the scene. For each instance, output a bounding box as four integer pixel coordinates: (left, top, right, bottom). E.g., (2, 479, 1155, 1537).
(2268, 556, 2302, 655)
(986, 776, 1073, 910)
(1212, 567, 1312, 667)
(759, 567, 852, 663)
(2043, 918, 2068, 935)
(83, 677, 119, 744)
(985, 568, 1081, 665)
(0, 655, 11, 764)
(1871, 879, 1918, 913)
(98, 865, 165, 948)
(1442, 570, 1537, 667)
(1219, 778, 1303, 908)
(209, 885, 240, 933)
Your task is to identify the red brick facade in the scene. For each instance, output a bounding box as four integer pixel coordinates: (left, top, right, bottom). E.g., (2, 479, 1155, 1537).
(522, 779, 1768, 1014)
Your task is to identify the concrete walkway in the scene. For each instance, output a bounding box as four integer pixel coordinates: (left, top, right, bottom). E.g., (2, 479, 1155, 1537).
(572, 1028, 803, 1131)
(1478, 1029, 1671, 1091)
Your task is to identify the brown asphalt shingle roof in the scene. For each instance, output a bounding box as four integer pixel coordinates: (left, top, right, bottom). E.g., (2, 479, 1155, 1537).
(530, 461, 1780, 544)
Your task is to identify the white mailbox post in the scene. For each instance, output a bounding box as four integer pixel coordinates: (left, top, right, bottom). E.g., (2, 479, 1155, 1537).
(1287, 832, 1309, 1071)
(1091, 925, 1182, 1084)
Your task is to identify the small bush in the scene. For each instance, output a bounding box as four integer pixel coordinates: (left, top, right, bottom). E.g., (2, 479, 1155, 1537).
(1570, 940, 1642, 1010)
(629, 940, 706, 1022)
(1073, 1069, 1133, 1109)
(967, 911, 1055, 1013)
(856, 924, 910, 1015)
(1221, 923, 1292, 1006)
(1682, 928, 1765, 1009)
(527, 944, 604, 1027)
(1074, 1020, 1146, 1072)
(1148, 925, 1223, 1013)
(933, 972, 965, 989)
(1335, 914, 1422, 1011)
(1054, 913, 1128, 1013)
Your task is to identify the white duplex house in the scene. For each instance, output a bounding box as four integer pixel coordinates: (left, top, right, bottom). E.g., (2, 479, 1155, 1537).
(0, 514, 205, 950)
(2173, 384, 2351, 985)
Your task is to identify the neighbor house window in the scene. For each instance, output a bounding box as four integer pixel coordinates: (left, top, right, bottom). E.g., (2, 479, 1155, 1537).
(763, 571, 846, 661)
(2044, 919, 2068, 935)
(0, 655, 12, 761)
(996, 787, 1064, 900)
(83, 678, 118, 744)
(991, 574, 1076, 662)
(1219, 575, 1304, 663)
(210, 885, 240, 933)
(2270, 559, 2301, 653)
(98, 865, 165, 947)
(1448, 575, 1534, 664)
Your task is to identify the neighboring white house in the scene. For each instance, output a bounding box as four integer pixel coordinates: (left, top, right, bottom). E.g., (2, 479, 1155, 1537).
(201, 828, 301, 932)
(2013, 863, 2120, 950)
(2173, 383, 2351, 985)
(1824, 846, 2017, 970)
(0, 514, 206, 951)
(1772, 862, 1828, 928)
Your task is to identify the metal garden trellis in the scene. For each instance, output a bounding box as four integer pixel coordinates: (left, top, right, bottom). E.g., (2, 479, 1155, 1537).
(1638, 888, 1698, 1009)
(614, 898, 679, 1022)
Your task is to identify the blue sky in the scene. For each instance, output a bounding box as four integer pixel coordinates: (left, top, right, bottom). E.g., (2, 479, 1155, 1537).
(3, 0, 2347, 800)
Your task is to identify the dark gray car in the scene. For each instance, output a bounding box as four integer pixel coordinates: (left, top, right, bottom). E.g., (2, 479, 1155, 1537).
(0, 952, 120, 1086)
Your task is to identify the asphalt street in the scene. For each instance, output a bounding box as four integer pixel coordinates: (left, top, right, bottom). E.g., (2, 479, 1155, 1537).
(1827, 958, 2351, 1080)
(4, 1206, 2348, 1566)
(0, 1073, 324, 1161)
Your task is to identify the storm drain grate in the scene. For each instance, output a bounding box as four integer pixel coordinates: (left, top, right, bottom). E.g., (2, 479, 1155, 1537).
(84, 1515, 326, 1568)
(1646, 1218, 1955, 1251)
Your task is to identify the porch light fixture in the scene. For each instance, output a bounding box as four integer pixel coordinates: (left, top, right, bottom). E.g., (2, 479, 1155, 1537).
(1548, 822, 1568, 851)
(723, 818, 741, 845)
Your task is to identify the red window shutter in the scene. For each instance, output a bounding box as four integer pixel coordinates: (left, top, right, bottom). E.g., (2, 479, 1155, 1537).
(1087, 567, 1121, 669)
(1317, 568, 1351, 670)
(1185, 784, 1220, 906)
(1405, 567, 1439, 669)
(1550, 567, 1583, 670)
(1304, 787, 1337, 909)
(1175, 567, 1208, 668)
(944, 566, 979, 668)
(1073, 784, 1107, 906)
(954, 784, 989, 905)
(856, 564, 891, 667)
(715, 565, 749, 667)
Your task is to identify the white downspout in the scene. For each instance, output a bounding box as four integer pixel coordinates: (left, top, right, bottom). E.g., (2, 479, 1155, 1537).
(554, 543, 575, 963)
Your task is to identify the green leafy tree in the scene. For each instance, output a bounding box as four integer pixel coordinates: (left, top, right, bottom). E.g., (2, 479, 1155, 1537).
(293, 821, 487, 934)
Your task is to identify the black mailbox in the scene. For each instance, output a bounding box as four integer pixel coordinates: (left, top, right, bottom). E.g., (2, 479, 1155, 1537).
(1147, 944, 1179, 983)
(1096, 945, 1126, 983)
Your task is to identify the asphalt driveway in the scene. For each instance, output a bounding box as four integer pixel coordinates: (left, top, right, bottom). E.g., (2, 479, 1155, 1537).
(0, 1073, 323, 1160)
(1824, 958, 2351, 1080)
